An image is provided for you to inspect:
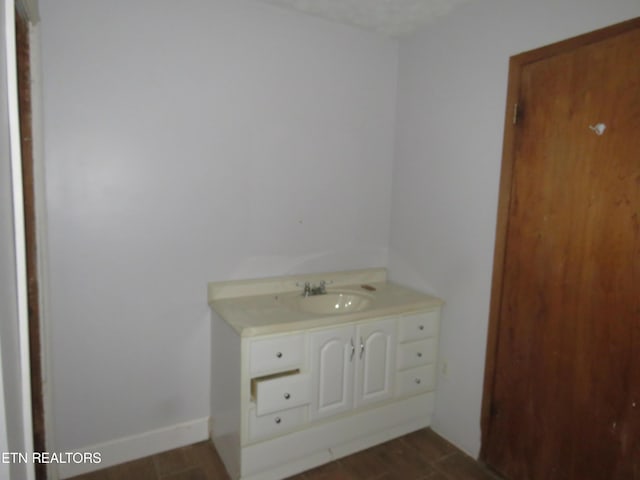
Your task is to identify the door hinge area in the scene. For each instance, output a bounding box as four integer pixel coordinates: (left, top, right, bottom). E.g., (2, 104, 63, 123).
(512, 103, 520, 125)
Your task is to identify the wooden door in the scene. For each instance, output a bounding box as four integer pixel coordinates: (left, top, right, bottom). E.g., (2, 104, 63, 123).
(482, 18, 640, 480)
(309, 325, 354, 421)
(354, 318, 396, 408)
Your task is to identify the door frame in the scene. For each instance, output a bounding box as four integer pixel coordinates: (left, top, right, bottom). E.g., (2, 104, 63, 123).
(15, 9, 48, 479)
(4, 1, 36, 479)
(11, 1, 50, 479)
(479, 16, 640, 461)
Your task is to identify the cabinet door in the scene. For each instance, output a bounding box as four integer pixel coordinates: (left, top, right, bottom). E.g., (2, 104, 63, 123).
(354, 318, 396, 408)
(308, 325, 354, 421)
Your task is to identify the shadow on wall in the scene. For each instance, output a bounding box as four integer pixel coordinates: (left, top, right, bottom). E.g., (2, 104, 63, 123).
(387, 252, 438, 295)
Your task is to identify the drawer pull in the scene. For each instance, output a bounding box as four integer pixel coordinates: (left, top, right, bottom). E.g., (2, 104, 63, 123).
(415, 378, 422, 385)
(274, 417, 281, 424)
(276, 352, 283, 358)
(418, 325, 425, 331)
(417, 352, 423, 358)
(284, 393, 291, 400)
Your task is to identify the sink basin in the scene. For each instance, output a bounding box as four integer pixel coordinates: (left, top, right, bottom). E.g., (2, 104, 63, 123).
(284, 291, 373, 315)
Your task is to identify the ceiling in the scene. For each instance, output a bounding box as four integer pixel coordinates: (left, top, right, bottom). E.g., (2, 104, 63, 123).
(256, 0, 470, 36)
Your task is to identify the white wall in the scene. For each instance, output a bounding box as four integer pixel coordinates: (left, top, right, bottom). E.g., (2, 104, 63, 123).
(39, 0, 398, 452)
(41, 0, 640, 464)
(1, 1, 33, 478)
(389, 0, 640, 457)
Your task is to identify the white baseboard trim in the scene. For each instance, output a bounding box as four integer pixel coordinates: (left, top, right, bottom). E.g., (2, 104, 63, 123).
(57, 417, 209, 479)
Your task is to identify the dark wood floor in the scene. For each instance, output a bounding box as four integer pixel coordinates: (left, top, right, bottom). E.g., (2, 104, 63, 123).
(70, 428, 501, 480)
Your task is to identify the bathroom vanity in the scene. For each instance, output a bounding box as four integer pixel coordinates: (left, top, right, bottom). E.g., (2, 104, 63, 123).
(208, 268, 443, 480)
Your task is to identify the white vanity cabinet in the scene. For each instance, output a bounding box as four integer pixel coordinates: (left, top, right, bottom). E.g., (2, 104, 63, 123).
(308, 325, 354, 421)
(211, 310, 440, 480)
(209, 269, 443, 480)
(246, 333, 310, 441)
(249, 333, 305, 377)
(353, 318, 396, 408)
(396, 311, 439, 397)
(309, 318, 396, 421)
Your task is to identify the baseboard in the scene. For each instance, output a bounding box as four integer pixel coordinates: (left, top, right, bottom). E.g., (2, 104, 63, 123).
(57, 417, 209, 479)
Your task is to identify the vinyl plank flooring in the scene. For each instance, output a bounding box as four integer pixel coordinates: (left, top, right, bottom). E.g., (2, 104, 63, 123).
(182, 441, 230, 479)
(160, 467, 209, 480)
(294, 460, 356, 479)
(68, 469, 110, 480)
(339, 447, 393, 479)
(401, 428, 458, 462)
(434, 452, 502, 480)
(105, 458, 157, 480)
(424, 472, 451, 480)
(153, 447, 194, 476)
(365, 440, 436, 479)
(69, 428, 501, 480)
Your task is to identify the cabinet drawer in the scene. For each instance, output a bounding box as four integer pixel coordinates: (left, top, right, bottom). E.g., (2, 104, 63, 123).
(254, 373, 311, 416)
(398, 311, 439, 342)
(249, 334, 305, 376)
(396, 364, 435, 397)
(397, 338, 437, 370)
(248, 405, 306, 442)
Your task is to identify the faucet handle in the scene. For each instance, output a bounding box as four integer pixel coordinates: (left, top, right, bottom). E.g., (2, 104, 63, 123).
(296, 281, 312, 296)
(317, 280, 333, 294)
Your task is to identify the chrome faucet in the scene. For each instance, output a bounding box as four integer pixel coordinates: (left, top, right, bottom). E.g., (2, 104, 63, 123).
(300, 280, 330, 297)
(313, 281, 328, 296)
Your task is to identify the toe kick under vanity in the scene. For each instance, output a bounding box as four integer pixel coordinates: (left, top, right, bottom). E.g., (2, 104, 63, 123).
(208, 268, 443, 480)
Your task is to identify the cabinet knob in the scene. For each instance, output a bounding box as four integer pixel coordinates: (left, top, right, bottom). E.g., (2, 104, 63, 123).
(284, 393, 291, 400)
(415, 378, 422, 385)
(275, 417, 281, 424)
(417, 352, 423, 358)
(418, 325, 425, 331)
(276, 352, 283, 358)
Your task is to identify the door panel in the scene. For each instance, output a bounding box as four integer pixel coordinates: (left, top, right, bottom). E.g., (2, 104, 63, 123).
(355, 319, 396, 408)
(483, 21, 640, 480)
(309, 326, 354, 421)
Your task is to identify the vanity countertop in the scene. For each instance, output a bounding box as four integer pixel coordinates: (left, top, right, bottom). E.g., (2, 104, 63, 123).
(208, 268, 443, 337)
